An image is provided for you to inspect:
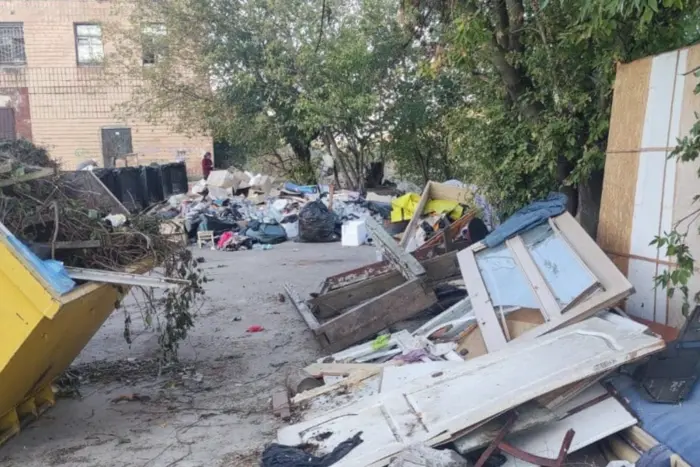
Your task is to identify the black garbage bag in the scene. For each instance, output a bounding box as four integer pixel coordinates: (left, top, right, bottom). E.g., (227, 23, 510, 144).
(245, 221, 287, 244)
(200, 214, 240, 236)
(261, 432, 363, 467)
(297, 201, 341, 243)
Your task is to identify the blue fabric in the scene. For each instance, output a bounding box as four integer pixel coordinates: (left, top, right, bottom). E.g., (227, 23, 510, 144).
(637, 444, 673, 467)
(283, 182, 319, 195)
(483, 193, 567, 248)
(609, 374, 700, 466)
(5, 234, 75, 295)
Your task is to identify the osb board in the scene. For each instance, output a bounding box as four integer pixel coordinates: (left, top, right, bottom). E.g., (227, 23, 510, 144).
(607, 57, 653, 153)
(597, 152, 640, 263)
(457, 308, 545, 360)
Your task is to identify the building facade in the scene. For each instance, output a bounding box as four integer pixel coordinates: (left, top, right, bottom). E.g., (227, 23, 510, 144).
(0, 0, 211, 174)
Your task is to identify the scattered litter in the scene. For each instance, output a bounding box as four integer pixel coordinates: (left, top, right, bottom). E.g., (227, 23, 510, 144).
(261, 432, 363, 467)
(246, 325, 265, 333)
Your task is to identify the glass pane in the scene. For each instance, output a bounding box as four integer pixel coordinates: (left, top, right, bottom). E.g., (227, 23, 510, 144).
(521, 224, 597, 308)
(476, 243, 538, 309)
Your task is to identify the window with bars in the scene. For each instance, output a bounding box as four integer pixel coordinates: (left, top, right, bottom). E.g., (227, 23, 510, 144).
(0, 23, 27, 65)
(75, 24, 104, 65)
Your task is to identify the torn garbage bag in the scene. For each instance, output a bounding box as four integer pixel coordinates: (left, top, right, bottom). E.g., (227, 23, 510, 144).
(261, 432, 363, 467)
(298, 200, 340, 243)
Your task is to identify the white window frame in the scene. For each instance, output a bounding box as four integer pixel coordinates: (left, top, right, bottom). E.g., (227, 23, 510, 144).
(75, 23, 104, 66)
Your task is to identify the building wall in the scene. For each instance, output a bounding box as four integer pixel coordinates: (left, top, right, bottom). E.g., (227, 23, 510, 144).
(0, 0, 211, 175)
(598, 44, 700, 329)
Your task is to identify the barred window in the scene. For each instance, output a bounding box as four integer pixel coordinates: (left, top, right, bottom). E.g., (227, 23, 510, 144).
(75, 24, 104, 65)
(0, 23, 27, 65)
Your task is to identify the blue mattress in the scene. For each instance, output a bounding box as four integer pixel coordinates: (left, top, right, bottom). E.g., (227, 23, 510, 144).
(609, 374, 700, 465)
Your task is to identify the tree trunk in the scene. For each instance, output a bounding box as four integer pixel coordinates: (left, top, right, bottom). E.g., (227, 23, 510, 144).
(577, 168, 604, 239)
(288, 137, 316, 184)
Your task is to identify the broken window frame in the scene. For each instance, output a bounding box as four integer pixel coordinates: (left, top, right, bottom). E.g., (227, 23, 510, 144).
(458, 212, 633, 353)
(0, 23, 27, 66)
(74, 23, 104, 66)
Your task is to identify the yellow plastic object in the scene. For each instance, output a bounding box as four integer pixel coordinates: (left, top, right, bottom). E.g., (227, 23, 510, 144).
(0, 234, 127, 445)
(391, 193, 421, 222)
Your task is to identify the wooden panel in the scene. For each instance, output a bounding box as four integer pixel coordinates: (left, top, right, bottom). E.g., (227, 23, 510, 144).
(366, 217, 425, 280)
(279, 317, 664, 467)
(312, 251, 460, 319)
(399, 181, 432, 249)
(316, 278, 437, 352)
(641, 51, 679, 149)
(458, 247, 508, 351)
(606, 57, 652, 152)
(285, 283, 320, 331)
(507, 236, 561, 320)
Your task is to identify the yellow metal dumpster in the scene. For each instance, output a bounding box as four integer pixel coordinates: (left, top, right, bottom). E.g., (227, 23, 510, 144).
(0, 231, 129, 445)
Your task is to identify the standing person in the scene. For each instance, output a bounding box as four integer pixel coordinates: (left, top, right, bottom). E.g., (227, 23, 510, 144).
(201, 151, 213, 180)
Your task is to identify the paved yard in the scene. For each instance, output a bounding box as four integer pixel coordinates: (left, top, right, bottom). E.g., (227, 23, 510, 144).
(1, 242, 377, 467)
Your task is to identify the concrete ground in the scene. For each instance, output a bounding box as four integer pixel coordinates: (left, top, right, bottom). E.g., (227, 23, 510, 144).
(0, 242, 608, 467)
(1, 242, 377, 467)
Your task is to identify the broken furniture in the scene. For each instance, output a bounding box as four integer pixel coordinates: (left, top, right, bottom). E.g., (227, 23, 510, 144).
(278, 316, 664, 466)
(286, 217, 466, 352)
(398, 181, 473, 252)
(197, 230, 215, 248)
(456, 212, 634, 360)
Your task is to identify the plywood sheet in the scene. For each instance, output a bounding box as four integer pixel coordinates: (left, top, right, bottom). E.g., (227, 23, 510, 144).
(641, 51, 678, 149)
(279, 317, 663, 467)
(607, 57, 652, 152)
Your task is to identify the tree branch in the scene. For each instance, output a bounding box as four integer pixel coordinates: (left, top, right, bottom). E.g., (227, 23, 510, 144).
(506, 0, 525, 52)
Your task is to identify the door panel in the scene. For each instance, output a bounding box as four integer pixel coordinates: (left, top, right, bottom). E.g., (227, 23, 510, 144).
(101, 128, 133, 167)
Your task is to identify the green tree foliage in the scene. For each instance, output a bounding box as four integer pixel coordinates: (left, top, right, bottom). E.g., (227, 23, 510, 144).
(401, 0, 700, 228)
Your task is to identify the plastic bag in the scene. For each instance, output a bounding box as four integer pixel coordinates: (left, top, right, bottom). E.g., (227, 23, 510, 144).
(245, 221, 287, 244)
(298, 200, 340, 243)
(261, 432, 363, 467)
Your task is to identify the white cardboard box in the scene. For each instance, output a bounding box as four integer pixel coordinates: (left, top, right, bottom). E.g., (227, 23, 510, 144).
(342, 220, 368, 247)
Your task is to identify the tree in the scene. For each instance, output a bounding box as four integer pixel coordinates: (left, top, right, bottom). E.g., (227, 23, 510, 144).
(108, 0, 408, 186)
(401, 0, 700, 232)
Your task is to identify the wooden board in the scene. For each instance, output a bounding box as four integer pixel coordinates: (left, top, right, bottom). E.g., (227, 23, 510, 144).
(399, 181, 472, 251)
(502, 386, 637, 466)
(311, 250, 460, 319)
(279, 316, 664, 467)
(365, 217, 425, 280)
(315, 278, 437, 352)
(458, 247, 508, 351)
(285, 283, 321, 331)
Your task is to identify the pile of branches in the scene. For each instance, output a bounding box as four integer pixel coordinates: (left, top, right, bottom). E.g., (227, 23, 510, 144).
(0, 140, 205, 361)
(0, 139, 57, 180)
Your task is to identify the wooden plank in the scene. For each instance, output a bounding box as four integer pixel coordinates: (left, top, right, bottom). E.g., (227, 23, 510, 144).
(506, 236, 561, 320)
(458, 247, 508, 351)
(366, 217, 425, 280)
(0, 167, 54, 188)
(311, 251, 460, 319)
(399, 181, 432, 249)
(316, 278, 437, 352)
(284, 283, 321, 332)
(304, 363, 388, 378)
(502, 387, 637, 465)
(279, 317, 664, 466)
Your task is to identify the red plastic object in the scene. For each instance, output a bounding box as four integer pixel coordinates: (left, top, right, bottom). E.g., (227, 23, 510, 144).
(246, 325, 265, 333)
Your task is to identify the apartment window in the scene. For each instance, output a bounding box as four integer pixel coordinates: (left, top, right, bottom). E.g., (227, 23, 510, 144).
(75, 24, 104, 65)
(142, 23, 166, 65)
(0, 23, 26, 65)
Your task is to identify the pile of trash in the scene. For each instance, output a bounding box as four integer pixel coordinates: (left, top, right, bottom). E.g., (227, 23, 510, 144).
(269, 193, 696, 467)
(0, 141, 205, 359)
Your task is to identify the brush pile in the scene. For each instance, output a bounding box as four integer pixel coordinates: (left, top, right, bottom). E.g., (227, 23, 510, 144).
(0, 139, 205, 361)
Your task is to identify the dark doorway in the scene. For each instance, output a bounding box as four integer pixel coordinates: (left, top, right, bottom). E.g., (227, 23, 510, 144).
(101, 127, 133, 167)
(0, 108, 16, 140)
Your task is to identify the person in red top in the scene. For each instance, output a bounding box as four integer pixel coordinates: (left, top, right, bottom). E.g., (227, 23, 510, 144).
(201, 151, 213, 179)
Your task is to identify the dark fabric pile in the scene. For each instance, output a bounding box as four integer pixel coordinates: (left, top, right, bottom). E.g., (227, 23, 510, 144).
(261, 432, 363, 467)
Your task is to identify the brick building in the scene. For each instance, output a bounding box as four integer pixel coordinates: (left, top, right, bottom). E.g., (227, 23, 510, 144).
(0, 0, 212, 173)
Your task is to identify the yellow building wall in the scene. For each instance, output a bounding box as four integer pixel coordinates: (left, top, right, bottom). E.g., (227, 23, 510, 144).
(0, 0, 212, 175)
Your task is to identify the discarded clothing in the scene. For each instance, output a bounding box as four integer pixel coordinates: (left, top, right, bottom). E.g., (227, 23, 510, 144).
(483, 193, 567, 248)
(261, 432, 363, 467)
(391, 193, 421, 223)
(636, 444, 674, 467)
(245, 221, 287, 245)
